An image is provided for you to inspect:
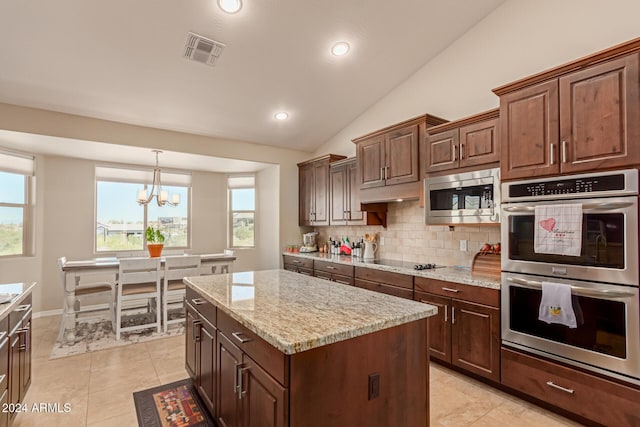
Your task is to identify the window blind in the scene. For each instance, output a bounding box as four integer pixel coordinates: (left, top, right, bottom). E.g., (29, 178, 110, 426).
(96, 165, 192, 186)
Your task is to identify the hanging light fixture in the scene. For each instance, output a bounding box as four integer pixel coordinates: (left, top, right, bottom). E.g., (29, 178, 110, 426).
(136, 150, 180, 207)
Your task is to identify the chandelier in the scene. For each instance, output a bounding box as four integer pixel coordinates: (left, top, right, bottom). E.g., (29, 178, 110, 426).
(136, 150, 180, 207)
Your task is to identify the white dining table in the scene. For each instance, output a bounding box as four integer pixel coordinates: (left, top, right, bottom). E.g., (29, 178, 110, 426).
(59, 253, 236, 343)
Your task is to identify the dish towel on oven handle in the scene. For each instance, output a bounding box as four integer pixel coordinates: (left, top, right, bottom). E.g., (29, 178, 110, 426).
(534, 204, 583, 256)
(538, 281, 577, 328)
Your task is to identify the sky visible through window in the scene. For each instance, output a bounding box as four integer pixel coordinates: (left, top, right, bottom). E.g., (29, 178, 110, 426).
(0, 171, 25, 224)
(97, 182, 187, 223)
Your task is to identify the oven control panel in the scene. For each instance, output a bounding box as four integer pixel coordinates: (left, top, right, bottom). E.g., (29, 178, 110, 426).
(508, 174, 626, 198)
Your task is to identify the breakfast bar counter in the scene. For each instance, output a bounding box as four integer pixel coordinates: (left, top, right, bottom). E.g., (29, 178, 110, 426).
(184, 269, 436, 427)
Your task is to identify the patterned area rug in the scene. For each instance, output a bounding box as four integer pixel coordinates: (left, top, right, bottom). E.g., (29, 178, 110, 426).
(50, 310, 185, 359)
(133, 379, 215, 427)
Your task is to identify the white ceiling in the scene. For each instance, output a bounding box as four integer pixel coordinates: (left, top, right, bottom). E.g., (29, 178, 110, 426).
(0, 0, 504, 156)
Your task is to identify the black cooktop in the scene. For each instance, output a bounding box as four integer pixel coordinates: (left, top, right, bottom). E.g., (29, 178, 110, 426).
(371, 259, 441, 270)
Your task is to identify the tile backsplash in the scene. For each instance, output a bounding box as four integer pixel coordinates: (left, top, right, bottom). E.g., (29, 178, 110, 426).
(314, 200, 501, 267)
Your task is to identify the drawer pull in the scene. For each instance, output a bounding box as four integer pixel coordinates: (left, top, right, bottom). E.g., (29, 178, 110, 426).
(325, 266, 336, 270)
(238, 366, 249, 399)
(231, 332, 253, 344)
(15, 304, 31, 312)
(193, 320, 202, 342)
(441, 287, 460, 293)
(546, 381, 575, 394)
(192, 298, 206, 305)
(292, 260, 301, 264)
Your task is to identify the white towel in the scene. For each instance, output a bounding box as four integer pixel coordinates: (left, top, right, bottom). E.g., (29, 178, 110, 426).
(534, 204, 583, 256)
(538, 281, 577, 328)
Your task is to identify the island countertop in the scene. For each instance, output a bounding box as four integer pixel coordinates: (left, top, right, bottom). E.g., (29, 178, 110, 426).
(184, 269, 437, 355)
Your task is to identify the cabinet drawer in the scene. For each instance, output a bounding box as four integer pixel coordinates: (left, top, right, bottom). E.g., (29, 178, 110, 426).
(354, 267, 413, 290)
(217, 310, 287, 385)
(355, 279, 413, 300)
(314, 260, 354, 277)
(502, 347, 640, 426)
(332, 274, 354, 286)
(8, 294, 31, 332)
(283, 256, 313, 269)
(185, 287, 216, 324)
(414, 277, 498, 308)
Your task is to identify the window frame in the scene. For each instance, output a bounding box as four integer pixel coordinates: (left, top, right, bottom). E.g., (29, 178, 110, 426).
(0, 149, 35, 258)
(228, 175, 256, 249)
(94, 164, 192, 254)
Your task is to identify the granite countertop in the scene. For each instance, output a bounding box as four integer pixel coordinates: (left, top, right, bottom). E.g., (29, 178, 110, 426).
(283, 252, 501, 290)
(0, 282, 36, 320)
(184, 270, 437, 355)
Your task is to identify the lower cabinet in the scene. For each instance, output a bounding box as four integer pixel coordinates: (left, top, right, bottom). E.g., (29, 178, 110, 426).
(282, 255, 313, 276)
(354, 267, 414, 299)
(415, 277, 500, 382)
(313, 260, 354, 286)
(7, 293, 32, 423)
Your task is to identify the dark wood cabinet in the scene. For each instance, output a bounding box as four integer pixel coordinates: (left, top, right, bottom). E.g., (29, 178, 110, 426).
(241, 356, 288, 427)
(329, 158, 367, 225)
(313, 260, 354, 286)
(298, 154, 346, 226)
(353, 114, 447, 203)
(217, 332, 243, 427)
(495, 46, 640, 181)
(185, 301, 198, 379)
(354, 267, 414, 300)
(282, 255, 313, 276)
(7, 292, 32, 423)
(414, 277, 500, 382)
(198, 318, 216, 414)
(424, 109, 499, 174)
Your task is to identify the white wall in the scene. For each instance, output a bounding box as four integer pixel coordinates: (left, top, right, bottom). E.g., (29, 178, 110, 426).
(313, 0, 640, 157)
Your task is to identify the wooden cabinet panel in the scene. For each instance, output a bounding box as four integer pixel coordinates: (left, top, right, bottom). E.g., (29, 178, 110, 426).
(415, 291, 451, 363)
(451, 300, 500, 382)
(559, 53, 640, 173)
(346, 160, 365, 223)
(357, 135, 386, 189)
(0, 389, 7, 427)
(298, 163, 314, 226)
(282, 256, 313, 270)
(329, 164, 347, 225)
(218, 332, 243, 427)
(312, 161, 330, 225)
(355, 278, 413, 300)
(242, 356, 288, 427)
(385, 124, 419, 185)
(502, 347, 640, 426)
(20, 316, 31, 398)
(354, 267, 413, 290)
(499, 80, 560, 180)
(313, 260, 353, 277)
(414, 277, 499, 308)
(426, 129, 459, 172)
(298, 155, 346, 226)
(198, 318, 217, 414)
(459, 117, 500, 168)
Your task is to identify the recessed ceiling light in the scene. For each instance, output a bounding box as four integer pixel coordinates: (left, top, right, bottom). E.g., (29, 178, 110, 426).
(218, 0, 243, 14)
(274, 112, 289, 121)
(331, 42, 350, 56)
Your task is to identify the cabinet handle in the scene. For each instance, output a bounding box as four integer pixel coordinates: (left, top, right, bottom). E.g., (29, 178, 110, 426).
(192, 298, 206, 305)
(452, 145, 457, 161)
(546, 381, 574, 394)
(22, 326, 30, 351)
(231, 332, 253, 344)
(193, 320, 202, 342)
(14, 304, 30, 312)
(441, 287, 459, 293)
(561, 140, 568, 163)
(292, 260, 301, 264)
(325, 266, 336, 270)
(233, 361, 240, 395)
(444, 305, 448, 323)
(550, 143, 556, 165)
(380, 167, 385, 180)
(385, 166, 389, 180)
(451, 306, 456, 325)
(238, 366, 249, 399)
(460, 144, 464, 160)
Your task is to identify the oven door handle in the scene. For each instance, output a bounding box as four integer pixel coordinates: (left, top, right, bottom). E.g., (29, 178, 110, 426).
(502, 201, 634, 213)
(506, 276, 636, 299)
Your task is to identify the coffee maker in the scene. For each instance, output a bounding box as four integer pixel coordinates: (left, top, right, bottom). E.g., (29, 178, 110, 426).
(300, 232, 319, 253)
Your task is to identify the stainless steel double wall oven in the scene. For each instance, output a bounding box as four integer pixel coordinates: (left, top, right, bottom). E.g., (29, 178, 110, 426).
(501, 169, 640, 384)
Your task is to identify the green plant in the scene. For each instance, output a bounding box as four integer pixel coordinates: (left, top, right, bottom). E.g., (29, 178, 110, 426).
(145, 226, 165, 243)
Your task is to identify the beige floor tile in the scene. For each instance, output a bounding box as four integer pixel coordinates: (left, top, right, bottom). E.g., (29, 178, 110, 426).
(88, 359, 159, 393)
(86, 383, 144, 425)
(13, 400, 87, 427)
(86, 409, 139, 427)
(144, 334, 185, 359)
(90, 341, 152, 369)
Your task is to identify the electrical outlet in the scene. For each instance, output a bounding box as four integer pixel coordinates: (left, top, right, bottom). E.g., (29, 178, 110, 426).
(380, 237, 385, 245)
(368, 373, 380, 400)
(460, 239, 468, 252)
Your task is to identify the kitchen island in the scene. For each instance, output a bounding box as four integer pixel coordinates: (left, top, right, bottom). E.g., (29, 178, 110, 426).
(184, 269, 437, 427)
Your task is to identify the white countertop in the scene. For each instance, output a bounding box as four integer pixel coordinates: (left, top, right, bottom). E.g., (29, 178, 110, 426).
(283, 252, 501, 290)
(0, 282, 36, 320)
(184, 269, 437, 355)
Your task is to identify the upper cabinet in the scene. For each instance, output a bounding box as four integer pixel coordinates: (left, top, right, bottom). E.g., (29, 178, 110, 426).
(424, 109, 500, 175)
(353, 114, 447, 203)
(329, 158, 365, 226)
(298, 154, 346, 226)
(494, 41, 640, 181)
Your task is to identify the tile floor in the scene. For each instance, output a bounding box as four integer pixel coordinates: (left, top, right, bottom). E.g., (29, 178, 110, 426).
(15, 315, 583, 427)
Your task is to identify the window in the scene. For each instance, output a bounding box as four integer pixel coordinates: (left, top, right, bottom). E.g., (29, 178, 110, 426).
(95, 166, 191, 252)
(228, 176, 255, 248)
(0, 150, 34, 257)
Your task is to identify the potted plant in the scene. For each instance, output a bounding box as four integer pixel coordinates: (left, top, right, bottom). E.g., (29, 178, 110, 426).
(146, 226, 165, 258)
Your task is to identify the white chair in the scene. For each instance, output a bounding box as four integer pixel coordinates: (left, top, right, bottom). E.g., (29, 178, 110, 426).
(115, 257, 161, 340)
(163, 255, 201, 333)
(57, 256, 116, 342)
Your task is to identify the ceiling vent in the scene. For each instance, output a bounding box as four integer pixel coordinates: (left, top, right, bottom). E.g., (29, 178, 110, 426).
(183, 32, 226, 66)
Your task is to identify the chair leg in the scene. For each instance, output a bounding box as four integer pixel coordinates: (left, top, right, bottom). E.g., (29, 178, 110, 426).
(115, 295, 122, 340)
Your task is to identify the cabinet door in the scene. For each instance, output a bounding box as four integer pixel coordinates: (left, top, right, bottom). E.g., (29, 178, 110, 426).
(8, 334, 19, 418)
(346, 160, 365, 224)
(19, 317, 31, 398)
(298, 163, 314, 226)
(415, 292, 451, 363)
(559, 53, 640, 173)
(198, 318, 217, 415)
(451, 300, 500, 382)
(385, 124, 419, 185)
(312, 161, 330, 226)
(329, 164, 347, 226)
(357, 135, 386, 189)
(218, 332, 243, 427)
(241, 356, 288, 427)
(500, 79, 560, 180)
(425, 129, 459, 173)
(185, 303, 199, 380)
(459, 117, 500, 168)
(0, 389, 7, 427)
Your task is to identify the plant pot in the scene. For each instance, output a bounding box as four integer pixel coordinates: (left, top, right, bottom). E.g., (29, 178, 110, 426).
(147, 243, 164, 258)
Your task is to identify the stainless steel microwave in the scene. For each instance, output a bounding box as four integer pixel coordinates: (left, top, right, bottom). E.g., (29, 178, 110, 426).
(424, 168, 500, 225)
